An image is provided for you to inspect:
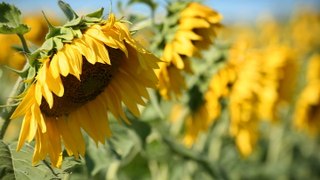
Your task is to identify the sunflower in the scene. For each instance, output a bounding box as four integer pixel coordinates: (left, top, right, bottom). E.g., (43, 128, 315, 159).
(290, 10, 320, 55)
(229, 50, 262, 157)
(258, 46, 298, 121)
(182, 103, 211, 147)
(205, 65, 236, 122)
(294, 54, 320, 135)
(169, 94, 212, 147)
(157, 2, 222, 99)
(10, 12, 160, 167)
(169, 66, 236, 147)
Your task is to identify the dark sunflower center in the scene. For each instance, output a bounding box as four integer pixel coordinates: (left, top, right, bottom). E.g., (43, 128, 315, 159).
(40, 47, 125, 117)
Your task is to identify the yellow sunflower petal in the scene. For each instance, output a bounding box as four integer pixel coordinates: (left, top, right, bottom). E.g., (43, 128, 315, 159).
(16, 110, 32, 151)
(11, 84, 36, 119)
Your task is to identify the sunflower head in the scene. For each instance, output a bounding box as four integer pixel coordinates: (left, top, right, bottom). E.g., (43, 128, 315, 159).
(294, 54, 320, 135)
(11, 4, 160, 168)
(158, 2, 222, 100)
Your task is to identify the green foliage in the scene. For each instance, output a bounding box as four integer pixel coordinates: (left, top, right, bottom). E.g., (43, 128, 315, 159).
(0, 2, 30, 34)
(0, 0, 320, 180)
(0, 141, 80, 179)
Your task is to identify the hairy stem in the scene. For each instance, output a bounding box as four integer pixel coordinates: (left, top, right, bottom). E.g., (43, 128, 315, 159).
(17, 33, 30, 53)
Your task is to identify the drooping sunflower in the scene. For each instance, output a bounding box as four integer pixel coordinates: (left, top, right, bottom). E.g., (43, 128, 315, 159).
(258, 46, 298, 121)
(170, 65, 236, 147)
(229, 50, 262, 157)
(157, 2, 222, 99)
(170, 86, 213, 147)
(10, 9, 160, 167)
(205, 65, 236, 121)
(182, 103, 211, 147)
(294, 54, 320, 135)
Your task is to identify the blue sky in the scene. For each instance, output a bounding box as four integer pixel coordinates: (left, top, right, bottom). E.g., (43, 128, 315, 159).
(4, 0, 320, 23)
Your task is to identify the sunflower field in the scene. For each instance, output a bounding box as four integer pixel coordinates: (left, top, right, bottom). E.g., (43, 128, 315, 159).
(0, 0, 320, 179)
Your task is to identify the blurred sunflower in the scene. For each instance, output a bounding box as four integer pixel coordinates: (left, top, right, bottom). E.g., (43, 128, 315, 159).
(158, 2, 222, 99)
(294, 54, 320, 135)
(229, 50, 262, 157)
(205, 65, 236, 121)
(170, 86, 212, 147)
(10, 12, 160, 167)
(183, 103, 211, 147)
(258, 46, 298, 121)
(290, 10, 320, 55)
(170, 65, 236, 147)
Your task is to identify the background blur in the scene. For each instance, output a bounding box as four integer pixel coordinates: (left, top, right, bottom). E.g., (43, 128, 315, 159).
(4, 0, 320, 23)
(1, 0, 320, 179)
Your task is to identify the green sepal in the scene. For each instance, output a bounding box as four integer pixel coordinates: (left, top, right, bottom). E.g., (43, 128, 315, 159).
(0, 2, 30, 34)
(82, 16, 103, 24)
(56, 27, 75, 41)
(27, 50, 41, 67)
(53, 37, 64, 50)
(41, 38, 54, 51)
(25, 66, 36, 83)
(3, 65, 29, 78)
(64, 17, 82, 27)
(44, 25, 61, 40)
(33, 2, 107, 63)
(58, 0, 78, 20)
(72, 29, 82, 38)
(85, 8, 104, 18)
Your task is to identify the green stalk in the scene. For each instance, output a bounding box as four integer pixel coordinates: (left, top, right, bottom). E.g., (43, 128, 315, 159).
(0, 33, 30, 139)
(0, 76, 24, 139)
(162, 135, 227, 180)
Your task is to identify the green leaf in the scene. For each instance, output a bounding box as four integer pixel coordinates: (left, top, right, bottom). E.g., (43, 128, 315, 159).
(125, 118, 151, 147)
(0, 141, 62, 179)
(0, 2, 30, 34)
(0, 141, 82, 179)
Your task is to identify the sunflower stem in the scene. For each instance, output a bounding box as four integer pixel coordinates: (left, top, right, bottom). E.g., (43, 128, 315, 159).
(17, 33, 30, 54)
(0, 77, 24, 139)
(0, 33, 31, 139)
(162, 135, 227, 179)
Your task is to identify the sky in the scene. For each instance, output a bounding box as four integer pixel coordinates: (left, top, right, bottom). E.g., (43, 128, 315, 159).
(3, 0, 320, 23)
